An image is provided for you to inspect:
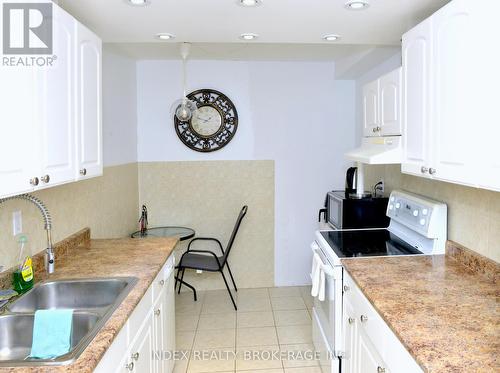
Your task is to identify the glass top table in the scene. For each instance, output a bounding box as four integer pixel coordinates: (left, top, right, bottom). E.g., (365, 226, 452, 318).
(131, 226, 195, 241)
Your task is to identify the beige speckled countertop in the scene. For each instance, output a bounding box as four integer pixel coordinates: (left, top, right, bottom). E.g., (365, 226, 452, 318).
(0, 229, 178, 373)
(341, 245, 500, 373)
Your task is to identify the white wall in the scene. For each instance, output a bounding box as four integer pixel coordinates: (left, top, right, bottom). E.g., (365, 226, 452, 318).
(102, 48, 138, 166)
(136, 60, 356, 286)
(355, 52, 402, 144)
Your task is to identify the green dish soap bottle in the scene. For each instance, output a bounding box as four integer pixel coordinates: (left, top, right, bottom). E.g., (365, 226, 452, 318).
(13, 235, 34, 294)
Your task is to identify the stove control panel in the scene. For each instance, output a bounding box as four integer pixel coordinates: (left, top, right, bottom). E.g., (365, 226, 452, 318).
(387, 190, 447, 239)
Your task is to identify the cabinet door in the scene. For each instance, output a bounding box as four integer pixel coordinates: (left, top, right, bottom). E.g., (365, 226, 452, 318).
(154, 290, 166, 373)
(130, 311, 154, 373)
(379, 68, 402, 136)
(401, 18, 432, 177)
(37, 5, 76, 189)
(356, 327, 389, 373)
(163, 268, 176, 373)
(342, 297, 357, 373)
(76, 24, 102, 180)
(0, 68, 37, 197)
(363, 80, 379, 137)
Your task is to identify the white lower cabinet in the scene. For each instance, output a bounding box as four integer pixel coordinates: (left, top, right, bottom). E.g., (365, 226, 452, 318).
(95, 255, 176, 373)
(342, 272, 422, 373)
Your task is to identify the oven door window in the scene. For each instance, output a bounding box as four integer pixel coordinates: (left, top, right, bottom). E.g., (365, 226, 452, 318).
(328, 195, 342, 229)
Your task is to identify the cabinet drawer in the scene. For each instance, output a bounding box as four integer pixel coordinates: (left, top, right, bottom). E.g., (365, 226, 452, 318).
(152, 254, 175, 302)
(343, 272, 422, 373)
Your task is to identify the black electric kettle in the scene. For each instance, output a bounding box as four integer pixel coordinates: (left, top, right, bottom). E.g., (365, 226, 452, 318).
(345, 167, 357, 195)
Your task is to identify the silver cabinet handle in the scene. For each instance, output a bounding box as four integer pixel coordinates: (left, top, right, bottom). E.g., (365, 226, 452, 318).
(41, 174, 50, 183)
(343, 285, 350, 292)
(377, 367, 386, 373)
(372, 127, 377, 133)
(429, 168, 436, 175)
(79, 168, 87, 176)
(376, 126, 381, 132)
(159, 279, 165, 286)
(154, 309, 161, 316)
(30, 177, 39, 186)
(131, 352, 139, 361)
(421, 166, 429, 174)
(360, 315, 368, 322)
(125, 361, 134, 371)
(348, 317, 355, 324)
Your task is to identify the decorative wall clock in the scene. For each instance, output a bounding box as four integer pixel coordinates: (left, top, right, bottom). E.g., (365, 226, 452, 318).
(174, 89, 238, 152)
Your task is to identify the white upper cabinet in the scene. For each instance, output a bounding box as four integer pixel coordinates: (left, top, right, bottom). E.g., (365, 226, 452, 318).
(362, 79, 379, 136)
(362, 68, 402, 137)
(38, 5, 77, 189)
(76, 24, 102, 180)
(402, 0, 500, 191)
(0, 3, 102, 199)
(402, 17, 432, 177)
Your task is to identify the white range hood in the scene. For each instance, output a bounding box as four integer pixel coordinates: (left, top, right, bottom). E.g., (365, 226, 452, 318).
(345, 136, 402, 164)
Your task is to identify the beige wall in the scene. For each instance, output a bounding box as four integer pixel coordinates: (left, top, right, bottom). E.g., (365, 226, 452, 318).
(0, 164, 139, 271)
(365, 165, 500, 263)
(138, 161, 274, 290)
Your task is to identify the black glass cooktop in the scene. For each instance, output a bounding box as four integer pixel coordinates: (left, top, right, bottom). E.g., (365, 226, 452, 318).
(320, 229, 422, 258)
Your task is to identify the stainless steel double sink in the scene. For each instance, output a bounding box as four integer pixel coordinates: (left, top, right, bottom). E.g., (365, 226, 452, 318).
(0, 277, 138, 367)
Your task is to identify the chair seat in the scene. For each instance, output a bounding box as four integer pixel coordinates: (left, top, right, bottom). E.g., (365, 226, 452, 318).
(180, 252, 223, 271)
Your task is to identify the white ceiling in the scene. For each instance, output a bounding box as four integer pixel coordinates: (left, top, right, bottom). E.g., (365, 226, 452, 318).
(60, 0, 449, 45)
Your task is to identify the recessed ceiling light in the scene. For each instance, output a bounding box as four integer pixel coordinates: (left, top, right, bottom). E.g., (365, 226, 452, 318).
(156, 33, 175, 41)
(323, 34, 340, 41)
(125, 0, 151, 6)
(345, 0, 370, 10)
(239, 33, 258, 40)
(237, 0, 262, 7)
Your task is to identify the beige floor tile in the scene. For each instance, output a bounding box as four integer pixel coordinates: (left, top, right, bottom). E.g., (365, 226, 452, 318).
(237, 311, 275, 328)
(235, 345, 282, 371)
(198, 313, 237, 330)
(177, 301, 203, 316)
(177, 314, 200, 331)
(236, 327, 278, 347)
(280, 343, 318, 368)
(236, 369, 283, 373)
(202, 299, 237, 314)
(271, 297, 306, 311)
(176, 331, 196, 350)
(276, 325, 312, 345)
(173, 358, 189, 373)
(284, 366, 322, 373)
(237, 288, 269, 298)
(273, 310, 311, 327)
(237, 296, 272, 312)
(194, 328, 236, 349)
(269, 287, 302, 298)
(188, 348, 236, 373)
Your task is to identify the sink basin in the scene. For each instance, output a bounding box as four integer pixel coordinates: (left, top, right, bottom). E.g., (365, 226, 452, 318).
(0, 312, 99, 362)
(0, 277, 138, 367)
(8, 278, 132, 313)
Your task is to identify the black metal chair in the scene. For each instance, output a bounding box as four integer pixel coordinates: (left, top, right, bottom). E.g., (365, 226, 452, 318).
(175, 205, 248, 311)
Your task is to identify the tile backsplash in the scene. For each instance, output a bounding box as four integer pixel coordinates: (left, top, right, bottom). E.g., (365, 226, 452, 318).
(365, 164, 500, 263)
(0, 164, 139, 271)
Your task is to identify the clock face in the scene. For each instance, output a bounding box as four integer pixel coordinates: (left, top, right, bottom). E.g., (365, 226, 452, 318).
(174, 89, 238, 153)
(191, 106, 222, 137)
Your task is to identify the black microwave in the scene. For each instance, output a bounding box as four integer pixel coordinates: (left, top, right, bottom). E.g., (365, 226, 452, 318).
(325, 191, 390, 229)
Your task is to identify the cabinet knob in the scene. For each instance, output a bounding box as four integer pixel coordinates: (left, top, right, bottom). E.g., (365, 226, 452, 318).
(420, 166, 429, 174)
(343, 285, 350, 292)
(79, 168, 87, 176)
(154, 309, 161, 316)
(131, 352, 139, 361)
(372, 128, 377, 133)
(30, 177, 39, 186)
(377, 367, 386, 373)
(429, 168, 436, 175)
(125, 361, 134, 371)
(159, 279, 165, 286)
(41, 174, 50, 183)
(348, 317, 355, 324)
(376, 126, 381, 132)
(360, 315, 368, 323)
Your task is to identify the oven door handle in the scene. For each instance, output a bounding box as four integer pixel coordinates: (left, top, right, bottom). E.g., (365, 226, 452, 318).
(310, 242, 335, 277)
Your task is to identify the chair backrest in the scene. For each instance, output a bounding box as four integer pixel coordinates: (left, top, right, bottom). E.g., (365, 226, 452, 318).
(220, 205, 248, 267)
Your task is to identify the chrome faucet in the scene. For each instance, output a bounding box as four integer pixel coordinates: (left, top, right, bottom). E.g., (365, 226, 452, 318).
(0, 194, 55, 274)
